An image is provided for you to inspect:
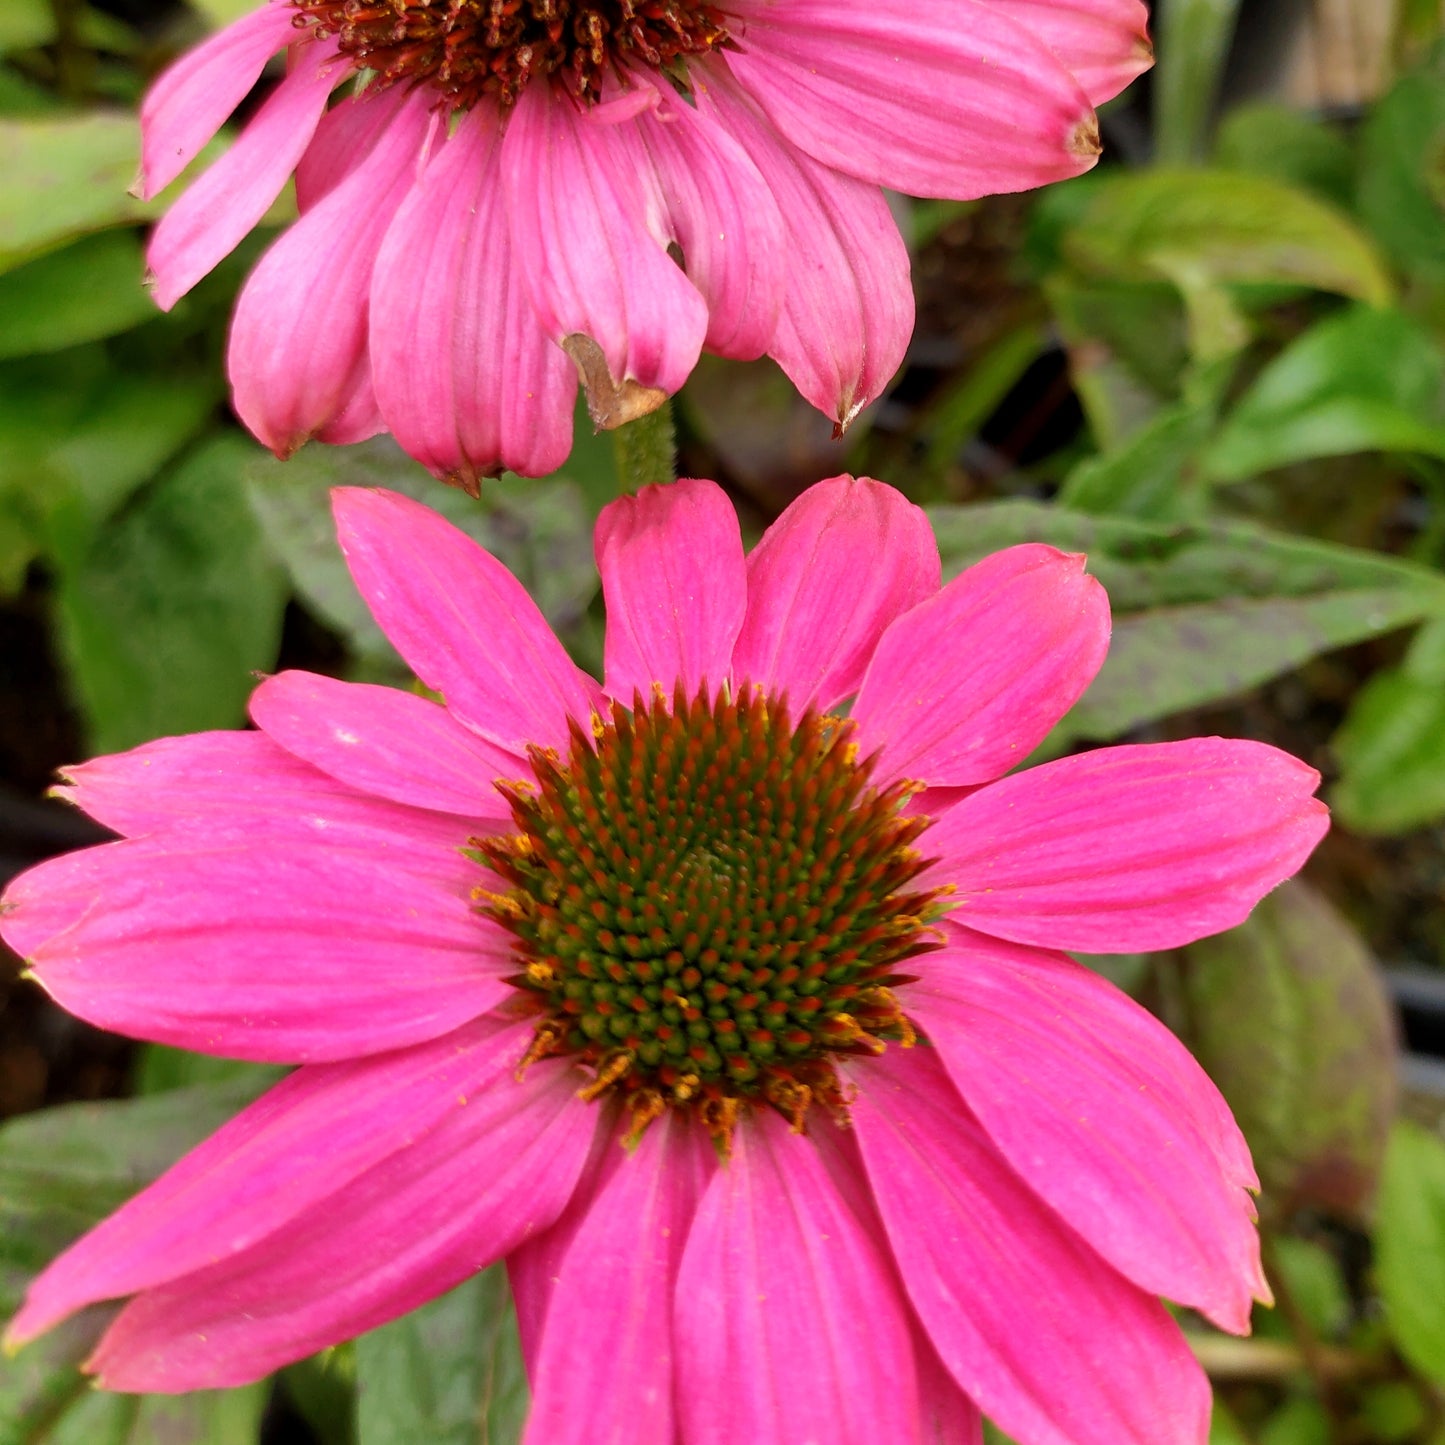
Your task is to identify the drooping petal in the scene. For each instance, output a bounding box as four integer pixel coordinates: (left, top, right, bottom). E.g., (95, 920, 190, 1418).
(851, 545, 1109, 788)
(921, 738, 1329, 952)
(501, 83, 708, 425)
(146, 39, 339, 310)
(595, 479, 746, 703)
(227, 88, 430, 458)
(907, 927, 1266, 1332)
(849, 1048, 1212, 1445)
(675, 1109, 921, 1444)
(8, 1015, 530, 1345)
(294, 80, 426, 211)
(249, 671, 516, 821)
(701, 70, 912, 431)
(331, 487, 603, 755)
(2, 837, 510, 1063)
(981, 0, 1153, 105)
(370, 107, 576, 487)
(631, 82, 784, 360)
(135, 0, 295, 200)
(723, 0, 1101, 199)
(52, 730, 498, 857)
(86, 1056, 598, 1391)
(732, 474, 940, 712)
(523, 1113, 715, 1445)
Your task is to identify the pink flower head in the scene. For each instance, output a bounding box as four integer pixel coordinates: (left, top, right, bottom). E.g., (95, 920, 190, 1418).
(2, 478, 1324, 1445)
(140, 0, 1152, 485)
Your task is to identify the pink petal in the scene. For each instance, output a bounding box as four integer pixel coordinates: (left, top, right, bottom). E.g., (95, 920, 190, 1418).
(146, 39, 339, 310)
(294, 80, 427, 211)
(922, 738, 1330, 952)
(2, 837, 510, 1063)
(227, 88, 430, 458)
(135, 0, 294, 200)
(701, 70, 912, 430)
(723, 0, 1101, 199)
(313, 365, 386, 447)
(9, 1014, 530, 1345)
(674, 1109, 921, 1444)
(849, 1047, 1212, 1445)
(370, 107, 576, 486)
(52, 729, 499, 856)
(918, 1333, 986, 1445)
(506, 1115, 622, 1377)
(86, 1055, 598, 1391)
(523, 1113, 715, 1445)
(249, 670, 516, 822)
(908, 927, 1266, 1332)
(331, 487, 603, 755)
(982, 0, 1153, 105)
(731, 474, 940, 712)
(501, 84, 708, 417)
(632, 80, 784, 360)
(852, 545, 1109, 789)
(806, 1116, 984, 1445)
(595, 479, 747, 704)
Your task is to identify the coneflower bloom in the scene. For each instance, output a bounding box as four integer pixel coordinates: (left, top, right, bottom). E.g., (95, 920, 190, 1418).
(139, 0, 1152, 486)
(3, 477, 1323, 1445)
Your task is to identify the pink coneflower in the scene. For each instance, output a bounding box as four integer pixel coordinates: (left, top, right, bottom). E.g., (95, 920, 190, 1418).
(3, 477, 1323, 1444)
(140, 0, 1152, 486)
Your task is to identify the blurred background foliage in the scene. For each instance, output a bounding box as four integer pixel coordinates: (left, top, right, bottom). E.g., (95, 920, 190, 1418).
(3, 0, 1445, 1441)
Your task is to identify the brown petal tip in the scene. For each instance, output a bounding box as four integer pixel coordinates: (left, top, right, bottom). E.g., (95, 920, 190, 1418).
(563, 334, 668, 432)
(1069, 115, 1102, 159)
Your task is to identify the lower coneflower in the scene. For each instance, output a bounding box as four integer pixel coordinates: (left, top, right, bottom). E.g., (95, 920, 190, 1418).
(1, 477, 1326, 1445)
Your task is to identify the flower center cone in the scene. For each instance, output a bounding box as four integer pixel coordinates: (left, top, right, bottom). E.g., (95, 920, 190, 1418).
(477, 683, 948, 1150)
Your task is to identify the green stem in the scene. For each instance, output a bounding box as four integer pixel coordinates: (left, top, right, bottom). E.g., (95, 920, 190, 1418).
(610, 398, 677, 495)
(1152, 0, 1243, 165)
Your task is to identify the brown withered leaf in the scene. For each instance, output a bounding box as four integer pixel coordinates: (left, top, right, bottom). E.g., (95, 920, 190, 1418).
(1178, 877, 1398, 1223)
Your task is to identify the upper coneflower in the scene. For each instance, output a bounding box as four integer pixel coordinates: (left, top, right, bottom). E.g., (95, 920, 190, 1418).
(138, 0, 1152, 484)
(2, 475, 1325, 1445)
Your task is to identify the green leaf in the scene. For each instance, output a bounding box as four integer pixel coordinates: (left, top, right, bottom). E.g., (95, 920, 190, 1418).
(0, 348, 218, 566)
(1058, 362, 1229, 519)
(1046, 276, 1190, 447)
(1062, 169, 1394, 314)
(0, 0, 54, 54)
(1070, 587, 1433, 740)
(1266, 1236, 1350, 1340)
(55, 433, 288, 753)
(1178, 880, 1398, 1221)
(1358, 52, 1445, 278)
(133, 1044, 286, 1097)
(1259, 1397, 1330, 1445)
(187, 0, 263, 26)
(0, 116, 147, 272)
(1206, 306, 1445, 482)
(1356, 1381, 1430, 1443)
(1210, 1400, 1250, 1445)
(355, 1267, 528, 1445)
(928, 499, 1445, 741)
(247, 433, 604, 674)
(0, 232, 153, 360)
(1332, 616, 1445, 833)
(1376, 1119, 1445, 1386)
(1213, 104, 1356, 209)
